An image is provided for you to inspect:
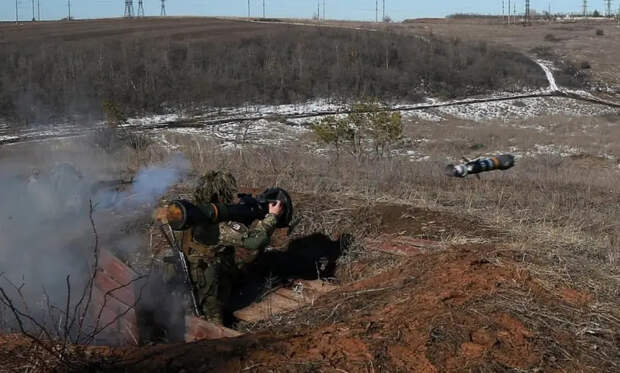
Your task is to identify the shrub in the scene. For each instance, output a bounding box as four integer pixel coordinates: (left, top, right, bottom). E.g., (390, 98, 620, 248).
(312, 99, 402, 159)
(544, 33, 560, 42)
(596, 29, 604, 36)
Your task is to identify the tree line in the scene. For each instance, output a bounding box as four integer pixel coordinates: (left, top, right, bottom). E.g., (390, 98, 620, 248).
(0, 26, 546, 125)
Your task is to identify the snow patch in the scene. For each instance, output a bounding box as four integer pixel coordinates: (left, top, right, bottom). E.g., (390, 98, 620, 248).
(125, 113, 181, 128)
(535, 60, 559, 92)
(402, 110, 443, 122)
(435, 97, 615, 122)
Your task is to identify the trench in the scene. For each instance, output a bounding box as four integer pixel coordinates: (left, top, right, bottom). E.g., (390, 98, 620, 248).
(135, 232, 349, 344)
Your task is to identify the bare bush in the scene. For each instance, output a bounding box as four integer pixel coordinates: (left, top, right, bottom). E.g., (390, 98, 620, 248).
(0, 201, 146, 369)
(544, 33, 560, 42)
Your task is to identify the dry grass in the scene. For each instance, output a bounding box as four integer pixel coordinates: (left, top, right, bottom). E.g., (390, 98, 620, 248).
(147, 127, 620, 295)
(1, 106, 618, 369)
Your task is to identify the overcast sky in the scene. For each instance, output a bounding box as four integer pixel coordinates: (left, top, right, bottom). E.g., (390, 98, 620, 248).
(1, 1, 597, 22)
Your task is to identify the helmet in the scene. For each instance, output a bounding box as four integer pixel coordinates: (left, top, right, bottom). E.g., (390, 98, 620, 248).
(194, 170, 237, 205)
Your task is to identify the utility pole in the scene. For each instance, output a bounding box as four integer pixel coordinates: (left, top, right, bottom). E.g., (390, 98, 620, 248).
(160, 0, 166, 16)
(68, 0, 71, 20)
(582, 0, 587, 17)
(317, 0, 320, 21)
(15, 0, 19, 23)
(263, 0, 265, 18)
(383, 0, 385, 21)
(508, 0, 510, 24)
(605, 0, 612, 17)
(524, 0, 530, 25)
(137, 0, 144, 17)
(375, 0, 378, 22)
(37, 0, 40, 20)
(31, 0, 35, 21)
(323, 0, 325, 20)
(247, 0, 250, 18)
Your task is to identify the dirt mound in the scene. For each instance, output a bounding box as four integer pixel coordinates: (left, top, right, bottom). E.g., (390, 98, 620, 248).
(93, 241, 612, 372)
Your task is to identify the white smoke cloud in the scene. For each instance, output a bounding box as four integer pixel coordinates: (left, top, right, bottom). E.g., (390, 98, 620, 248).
(0, 145, 189, 341)
(126, 154, 189, 205)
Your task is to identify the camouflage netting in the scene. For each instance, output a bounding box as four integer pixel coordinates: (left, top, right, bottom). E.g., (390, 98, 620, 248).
(194, 170, 238, 205)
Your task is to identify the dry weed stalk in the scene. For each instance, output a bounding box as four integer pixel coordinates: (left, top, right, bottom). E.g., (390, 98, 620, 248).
(0, 200, 146, 369)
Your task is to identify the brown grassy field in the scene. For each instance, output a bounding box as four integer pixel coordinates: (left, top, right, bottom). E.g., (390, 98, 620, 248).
(273, 17, 620, 95)
(0, 17, 552, 123)
(402, 19, 620, 92)
(0, 17, 292, 42)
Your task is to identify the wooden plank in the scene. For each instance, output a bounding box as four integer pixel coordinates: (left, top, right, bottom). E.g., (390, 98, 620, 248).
(185, 316, 242, 342)
(234, 280, 337, 322)
(91, 249, 140, 345)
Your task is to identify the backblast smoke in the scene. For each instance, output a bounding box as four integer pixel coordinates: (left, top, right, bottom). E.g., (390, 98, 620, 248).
(0, 147, 189, 342)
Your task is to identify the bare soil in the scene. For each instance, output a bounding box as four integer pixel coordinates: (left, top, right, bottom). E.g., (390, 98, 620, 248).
(95, 213, 609, 372)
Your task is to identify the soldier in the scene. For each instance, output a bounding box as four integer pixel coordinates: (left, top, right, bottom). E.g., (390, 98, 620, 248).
(157, 170, 283, 324)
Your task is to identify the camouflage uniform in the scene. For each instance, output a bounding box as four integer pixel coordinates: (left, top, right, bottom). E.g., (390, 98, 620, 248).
(162, 170, 277, 323)
(182, 215, 278, 322)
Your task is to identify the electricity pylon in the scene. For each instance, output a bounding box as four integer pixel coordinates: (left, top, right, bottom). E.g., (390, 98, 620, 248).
(137, 0, 144, 17)
(124, 0, 134, 17)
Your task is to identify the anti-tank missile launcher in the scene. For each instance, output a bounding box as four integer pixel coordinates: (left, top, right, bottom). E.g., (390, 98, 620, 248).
(165, 187, 293, 230)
